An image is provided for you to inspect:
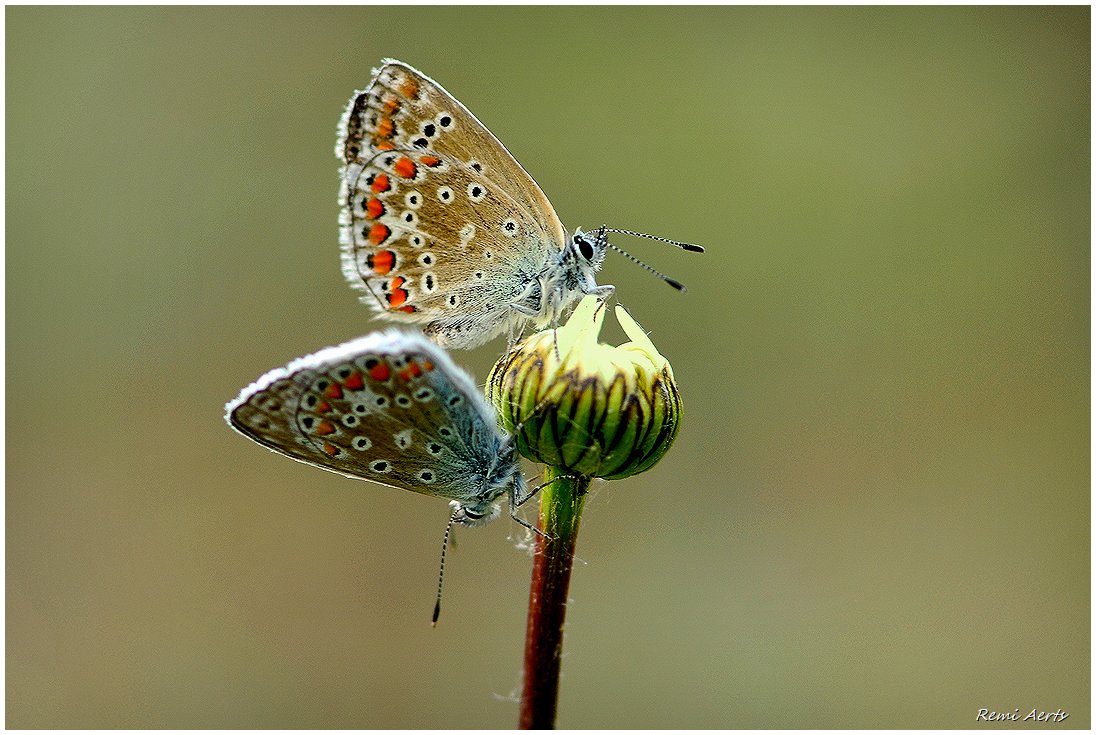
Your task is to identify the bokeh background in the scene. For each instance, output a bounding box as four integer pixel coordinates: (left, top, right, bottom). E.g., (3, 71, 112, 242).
(7, 6, 1089, 728)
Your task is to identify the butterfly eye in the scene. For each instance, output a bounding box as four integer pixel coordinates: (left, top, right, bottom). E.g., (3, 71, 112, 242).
(576, 236, 595, 262)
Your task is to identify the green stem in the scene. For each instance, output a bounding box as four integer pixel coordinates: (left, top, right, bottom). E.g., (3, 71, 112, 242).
(518, 468, 590, 729)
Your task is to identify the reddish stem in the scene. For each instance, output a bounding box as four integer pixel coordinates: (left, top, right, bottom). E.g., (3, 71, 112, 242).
(518, 471, 589, 729)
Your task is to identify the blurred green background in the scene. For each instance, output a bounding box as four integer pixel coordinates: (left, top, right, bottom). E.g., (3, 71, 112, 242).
(7, 6, 1089, 728)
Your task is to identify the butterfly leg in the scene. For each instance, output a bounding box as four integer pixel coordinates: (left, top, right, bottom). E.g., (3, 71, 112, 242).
(587, 283, 615, 302)
(506, 276, 551, 346)
(508, 301, 540, 317)
(509, 491, 550, 539)
(509, 506, 550, 540)
(581, 283, 614, 323)
(507, 276, 546, 317)
(507, 301, 539, 347)
(508, 473, 580, 540)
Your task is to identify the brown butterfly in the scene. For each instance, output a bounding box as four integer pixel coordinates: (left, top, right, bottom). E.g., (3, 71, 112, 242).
(336, 59, 702, 349)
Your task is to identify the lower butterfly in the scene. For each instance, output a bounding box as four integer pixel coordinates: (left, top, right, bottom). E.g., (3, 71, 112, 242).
(225, 330, 527, 528)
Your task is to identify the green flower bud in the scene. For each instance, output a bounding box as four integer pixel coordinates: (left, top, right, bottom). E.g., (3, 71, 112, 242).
(486, 296, 682, 479)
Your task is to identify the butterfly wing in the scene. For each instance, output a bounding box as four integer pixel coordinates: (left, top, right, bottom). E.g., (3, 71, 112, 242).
(336, 60, 570, 347)
(225, 330, 513, 506)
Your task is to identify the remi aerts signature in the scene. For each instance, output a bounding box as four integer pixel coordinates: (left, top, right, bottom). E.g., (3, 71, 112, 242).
(977, 708, 1069, 723)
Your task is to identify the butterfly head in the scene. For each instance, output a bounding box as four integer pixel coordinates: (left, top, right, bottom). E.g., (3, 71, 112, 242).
(450, 437, 526, 527)
(567, 229, 609, 274)
(449, 500, 502, 527)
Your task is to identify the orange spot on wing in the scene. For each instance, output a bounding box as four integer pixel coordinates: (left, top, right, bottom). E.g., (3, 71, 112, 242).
(389, 276, 405, 290)
(375, 141, 395, 151)
(399, 362, 423, 381)
(383, 98, 400, 115)
(314, 400, 331, 414)
(397, 305, 417, 314)
(325, 382, 343, 399)
(366, 198, 384, 219)
(394, 156, 417, 179)
(343, 371, 364, 390)
(367, 249, 395, 275)
(369, 362, 390, 381)
(419, 155, 442, 167)
(371, 174, 390, 193)
(422, 360, 434, 371)
(368, 223, 391, 245)
(386, 288, 408, 308)
(400, 77, 419, 98)
(322, 441, 339, 456)
(376, 116, 394, 139)
(315, 420, 337, 436)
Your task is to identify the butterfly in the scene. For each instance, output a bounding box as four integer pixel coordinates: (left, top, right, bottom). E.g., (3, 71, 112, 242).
(335, 59, 702, 350)
(224, 330, 527, 528)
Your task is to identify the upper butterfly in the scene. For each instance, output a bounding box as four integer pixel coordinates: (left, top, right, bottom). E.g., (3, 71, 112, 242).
(335, 59, 701, 350)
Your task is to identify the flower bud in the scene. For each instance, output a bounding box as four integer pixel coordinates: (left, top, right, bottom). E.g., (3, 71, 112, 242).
(486, 296, 682, 479)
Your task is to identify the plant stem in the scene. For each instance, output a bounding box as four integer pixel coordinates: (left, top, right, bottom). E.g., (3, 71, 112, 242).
(518, 468, 590, 729)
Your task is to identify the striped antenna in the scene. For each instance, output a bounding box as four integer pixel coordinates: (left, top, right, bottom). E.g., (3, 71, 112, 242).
(432, 509, 460, 626)
(593, 226, 703, 292)
(600, 227, 704, 253)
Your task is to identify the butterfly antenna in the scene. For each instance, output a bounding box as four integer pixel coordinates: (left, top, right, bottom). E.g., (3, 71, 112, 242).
(601, 227, 705, 253)
(432, 509, 460, 626)
(606, 242, 691, 292)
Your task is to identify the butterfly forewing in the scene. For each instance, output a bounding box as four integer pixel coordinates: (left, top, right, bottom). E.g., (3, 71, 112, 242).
(336, 60, 571, 347)
(226, 331, 509, 503)
(340, 60, 564, 238)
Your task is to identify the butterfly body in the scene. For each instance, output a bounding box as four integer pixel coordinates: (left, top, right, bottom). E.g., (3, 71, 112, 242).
(225, 330, 525, 525)
(336, 59, 612, 349)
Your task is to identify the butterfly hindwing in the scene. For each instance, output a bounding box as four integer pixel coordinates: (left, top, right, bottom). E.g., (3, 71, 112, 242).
(336, 60, 573, 348)
(226, 331, 512, 505)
